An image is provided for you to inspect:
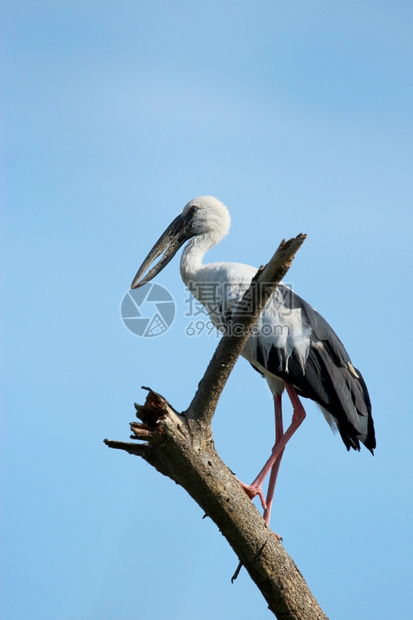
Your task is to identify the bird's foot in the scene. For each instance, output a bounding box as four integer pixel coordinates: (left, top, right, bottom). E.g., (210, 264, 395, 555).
(235, 477, 283, 540)
(235, 478, 267, 511)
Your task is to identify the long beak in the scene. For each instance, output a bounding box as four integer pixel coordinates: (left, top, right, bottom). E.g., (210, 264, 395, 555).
(131, 214, 189, 289)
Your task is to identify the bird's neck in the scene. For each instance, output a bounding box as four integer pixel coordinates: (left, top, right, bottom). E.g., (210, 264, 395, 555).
(180, 234, 214, 287)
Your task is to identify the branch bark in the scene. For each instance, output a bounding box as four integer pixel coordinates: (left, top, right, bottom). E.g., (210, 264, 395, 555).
(105, 234, 329, 619)
(187, 233, 307, 433)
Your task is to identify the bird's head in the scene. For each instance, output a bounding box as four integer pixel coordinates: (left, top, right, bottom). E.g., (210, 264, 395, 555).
(131, 196, 231, 289)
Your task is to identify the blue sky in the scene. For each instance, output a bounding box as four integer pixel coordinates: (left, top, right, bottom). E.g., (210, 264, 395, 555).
(2, 2, 413, 618)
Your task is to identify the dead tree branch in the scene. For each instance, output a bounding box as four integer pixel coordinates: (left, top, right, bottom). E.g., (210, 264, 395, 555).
(105, 234, 329, 619)
(187, 233, 307, 432)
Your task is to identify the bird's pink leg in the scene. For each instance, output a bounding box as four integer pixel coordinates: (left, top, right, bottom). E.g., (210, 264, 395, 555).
(237, 382, 306, 514)
(263, 393, 284, 525)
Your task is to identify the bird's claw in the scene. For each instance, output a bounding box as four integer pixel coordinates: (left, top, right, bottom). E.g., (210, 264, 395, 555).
(235, 477, 267, 511)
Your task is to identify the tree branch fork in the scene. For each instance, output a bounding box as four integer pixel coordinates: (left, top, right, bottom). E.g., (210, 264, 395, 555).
(105, 234, 329, 620)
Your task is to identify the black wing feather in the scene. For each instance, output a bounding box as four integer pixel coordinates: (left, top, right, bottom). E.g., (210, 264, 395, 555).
(262, 285, 376, 453)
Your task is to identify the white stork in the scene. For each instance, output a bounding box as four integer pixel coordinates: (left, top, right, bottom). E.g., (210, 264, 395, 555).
(131, 196, 375, 526)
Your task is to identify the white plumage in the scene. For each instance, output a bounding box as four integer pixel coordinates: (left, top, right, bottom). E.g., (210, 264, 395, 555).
(131, 196, 375, 526)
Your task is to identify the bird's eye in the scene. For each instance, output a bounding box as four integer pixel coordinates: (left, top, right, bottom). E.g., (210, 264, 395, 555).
(189, 205, 199, 215)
